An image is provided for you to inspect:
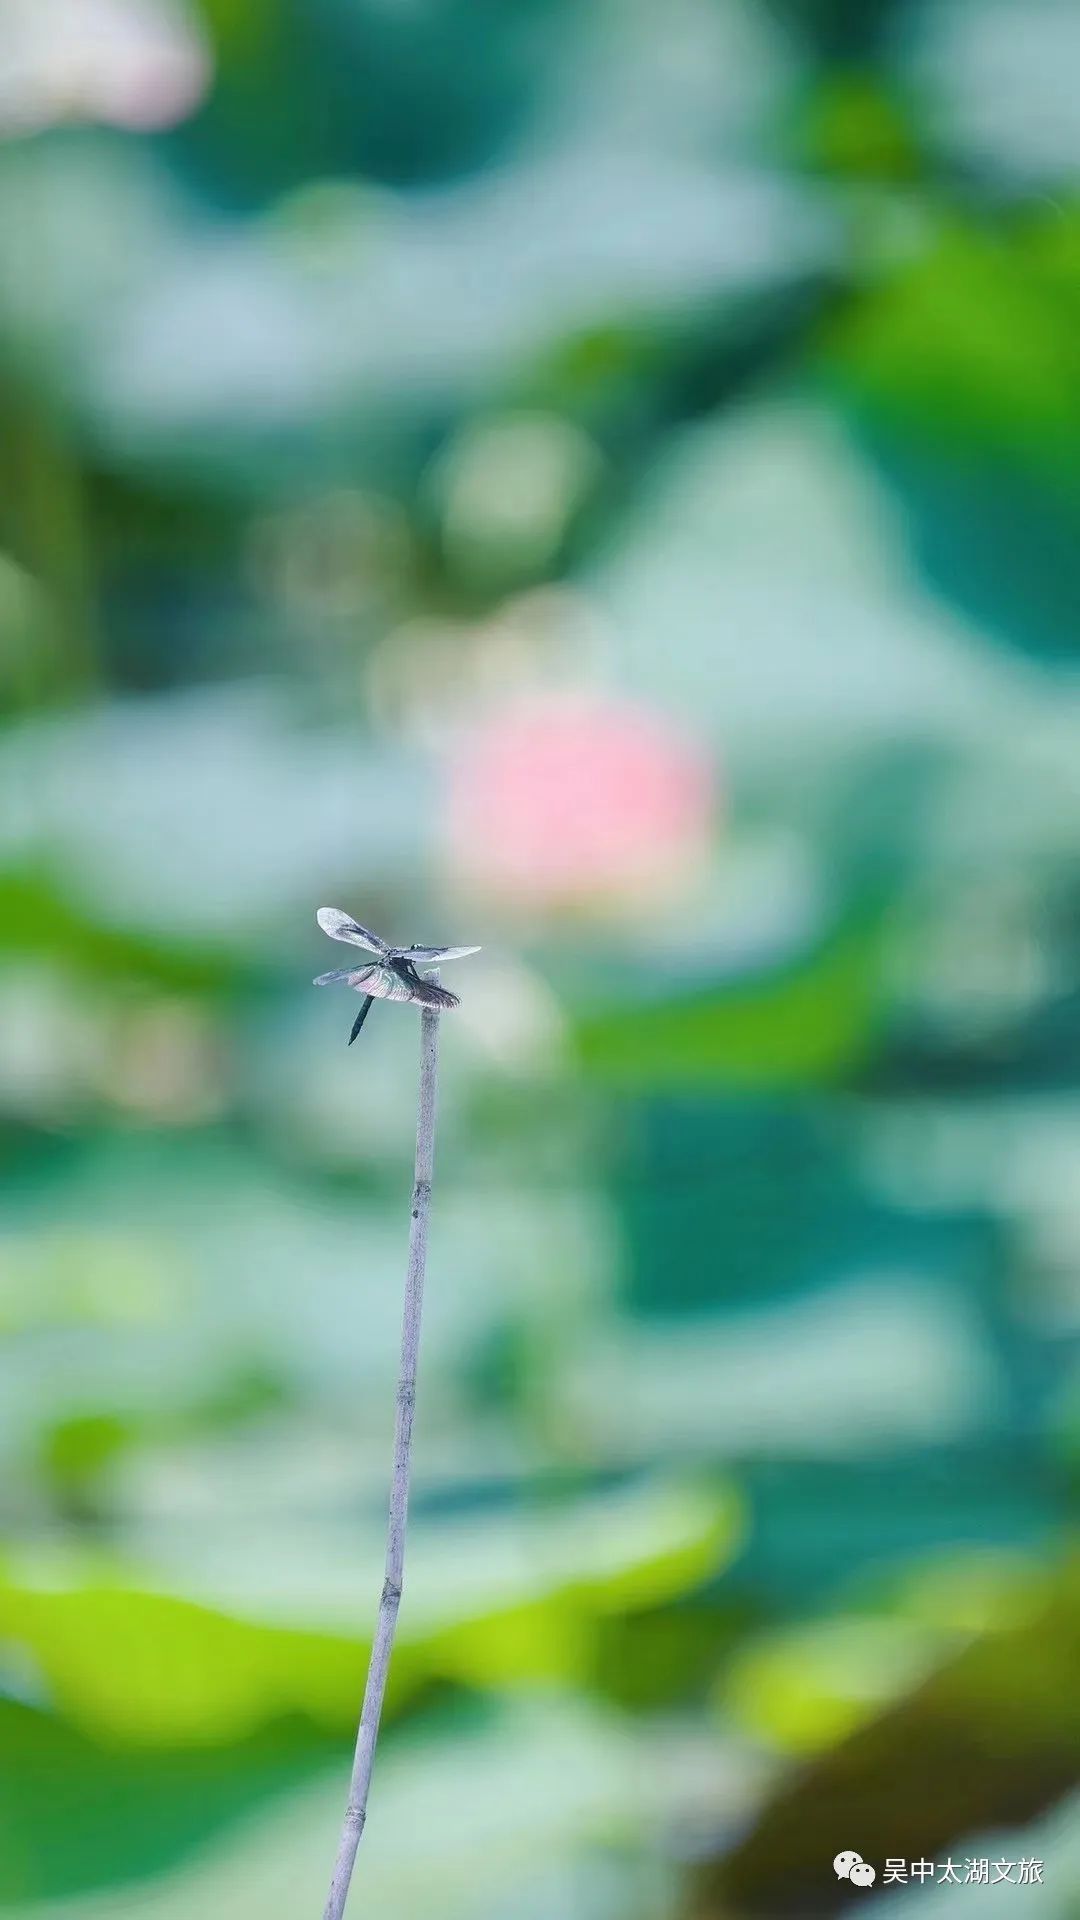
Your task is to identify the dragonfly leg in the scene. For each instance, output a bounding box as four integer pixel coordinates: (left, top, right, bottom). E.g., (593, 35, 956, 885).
(347, 995, 375, 1046)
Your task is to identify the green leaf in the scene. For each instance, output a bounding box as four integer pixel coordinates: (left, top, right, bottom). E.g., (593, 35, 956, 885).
(575, 923, 883, 1087)
(0, 1700, 669, 1920)
(0, 1482, 739, 1746)
(0, 1701, 342, 1906)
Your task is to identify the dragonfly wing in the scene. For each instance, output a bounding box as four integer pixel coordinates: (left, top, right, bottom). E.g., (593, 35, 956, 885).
(402, 944, 481, 964)
(316, 907, 390, 955)
(407, 975, 460, 1011)
(362, 964, 425, 1004)
(370, 965, 460, 1010)
(315, 959, 460, 1011)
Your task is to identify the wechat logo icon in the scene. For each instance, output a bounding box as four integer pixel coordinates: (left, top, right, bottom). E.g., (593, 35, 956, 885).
(834, 1851, 876, 1887)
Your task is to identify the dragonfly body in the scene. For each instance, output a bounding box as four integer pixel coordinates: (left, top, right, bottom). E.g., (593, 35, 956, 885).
(314, 908, 479, 1044)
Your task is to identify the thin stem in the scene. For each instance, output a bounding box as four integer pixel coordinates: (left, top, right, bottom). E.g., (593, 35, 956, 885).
(322, 987, 442, 1920)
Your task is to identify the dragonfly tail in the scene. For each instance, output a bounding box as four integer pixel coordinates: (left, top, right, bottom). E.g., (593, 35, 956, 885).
(347, 996, 375, 1046)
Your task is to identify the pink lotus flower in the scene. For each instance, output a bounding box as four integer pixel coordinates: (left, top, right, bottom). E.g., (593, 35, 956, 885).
(446, 691, 714, 916)
(0, 0, 210, 136)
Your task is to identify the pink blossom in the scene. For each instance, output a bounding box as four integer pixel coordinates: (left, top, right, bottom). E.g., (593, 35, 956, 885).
(0, 0, 210, 136)
(446, 691, 714, 915)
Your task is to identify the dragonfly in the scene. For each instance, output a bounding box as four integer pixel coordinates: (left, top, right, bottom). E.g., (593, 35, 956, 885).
(314, 907, 480, 1045)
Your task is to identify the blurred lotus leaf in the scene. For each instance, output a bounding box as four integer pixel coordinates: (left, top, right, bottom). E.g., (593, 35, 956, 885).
(0, 1698, 681, 1919)
(0, 1480, 739, 1745)
(694, 1556, 1080, 1917)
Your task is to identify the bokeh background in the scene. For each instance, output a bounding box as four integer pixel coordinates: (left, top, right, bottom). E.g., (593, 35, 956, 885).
(2, 1, 1080, 1914)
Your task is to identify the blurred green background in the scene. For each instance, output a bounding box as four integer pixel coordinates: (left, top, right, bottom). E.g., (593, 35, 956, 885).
(2, 1, 1080, 1914)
